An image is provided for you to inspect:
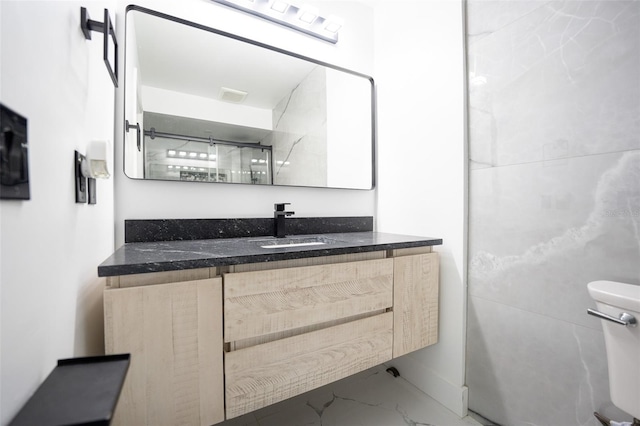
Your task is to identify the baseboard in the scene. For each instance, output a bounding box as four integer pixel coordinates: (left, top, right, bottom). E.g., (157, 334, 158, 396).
(385, 358, 468, 418)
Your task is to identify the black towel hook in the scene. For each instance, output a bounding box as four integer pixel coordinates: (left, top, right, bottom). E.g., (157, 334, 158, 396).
(125, 120, 141, 151)
(80, 7, 118, 88)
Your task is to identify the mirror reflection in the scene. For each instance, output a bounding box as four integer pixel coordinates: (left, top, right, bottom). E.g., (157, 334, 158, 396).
(124, 6, 375, 189)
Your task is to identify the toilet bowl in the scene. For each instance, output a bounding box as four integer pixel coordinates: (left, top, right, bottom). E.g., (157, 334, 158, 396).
(588, 280, 640, 420)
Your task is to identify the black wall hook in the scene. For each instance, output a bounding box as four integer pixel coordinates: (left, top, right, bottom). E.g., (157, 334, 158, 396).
(81, 7, 118, 88)
(125, 120, 141, 151)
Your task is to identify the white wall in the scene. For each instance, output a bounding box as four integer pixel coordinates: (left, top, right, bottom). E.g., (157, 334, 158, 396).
(374, 0, 468, 417)
(114, 0, 376, 247)
(0, 1, 116, 424)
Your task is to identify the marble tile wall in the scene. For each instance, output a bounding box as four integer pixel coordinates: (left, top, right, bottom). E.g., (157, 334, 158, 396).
(466, 1, 640, 425)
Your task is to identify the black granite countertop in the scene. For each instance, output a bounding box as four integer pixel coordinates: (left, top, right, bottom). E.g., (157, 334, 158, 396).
(98, 232, 443, 277)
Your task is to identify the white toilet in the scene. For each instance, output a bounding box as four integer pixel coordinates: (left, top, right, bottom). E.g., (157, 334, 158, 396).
(588, 280, 640, 423)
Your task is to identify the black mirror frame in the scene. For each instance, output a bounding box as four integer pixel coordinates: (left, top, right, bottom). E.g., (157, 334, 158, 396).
(123, 5, 376, 190)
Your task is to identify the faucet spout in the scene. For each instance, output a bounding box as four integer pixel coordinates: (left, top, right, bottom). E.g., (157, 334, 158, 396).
(274, 203, 295, 238)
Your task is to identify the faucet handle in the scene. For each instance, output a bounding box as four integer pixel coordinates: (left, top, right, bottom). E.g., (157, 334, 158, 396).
(274, 203, 291, 211)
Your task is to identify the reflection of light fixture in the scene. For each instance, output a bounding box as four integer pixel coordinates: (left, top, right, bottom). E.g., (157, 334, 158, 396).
(168, 149, 215, 161)
(211, 0, 341, 44)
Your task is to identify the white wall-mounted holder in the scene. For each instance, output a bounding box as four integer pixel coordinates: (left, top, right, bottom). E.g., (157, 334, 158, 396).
(211, 0, 342, 44)
(80, 7, 119, 88)
(75, 141, 110, 205)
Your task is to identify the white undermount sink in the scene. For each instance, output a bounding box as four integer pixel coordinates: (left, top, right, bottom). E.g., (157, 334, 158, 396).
(261, 241, 326, 249)
(253, 236, 336, 249)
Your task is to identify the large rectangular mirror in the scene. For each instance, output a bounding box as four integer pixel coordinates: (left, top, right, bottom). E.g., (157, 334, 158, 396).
(123, 6, 375, 190)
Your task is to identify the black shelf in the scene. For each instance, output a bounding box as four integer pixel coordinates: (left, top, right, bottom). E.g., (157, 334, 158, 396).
(10, 354, 130, 426)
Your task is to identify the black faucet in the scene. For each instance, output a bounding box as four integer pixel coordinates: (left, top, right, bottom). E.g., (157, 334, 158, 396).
(274, 203, 295, 238)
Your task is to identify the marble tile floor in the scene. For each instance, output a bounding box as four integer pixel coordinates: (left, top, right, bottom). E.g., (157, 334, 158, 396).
(220, 364, 483, 426)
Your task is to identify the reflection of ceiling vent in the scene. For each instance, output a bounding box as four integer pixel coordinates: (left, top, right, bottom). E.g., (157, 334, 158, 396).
(219, 87, 248, 103)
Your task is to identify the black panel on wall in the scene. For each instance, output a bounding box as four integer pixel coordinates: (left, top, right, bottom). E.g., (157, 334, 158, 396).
(0, 103, 30, 200)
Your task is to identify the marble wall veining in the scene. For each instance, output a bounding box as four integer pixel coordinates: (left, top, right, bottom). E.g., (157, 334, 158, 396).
(270, 66, 328, 187)
(466, 1, 640, 425)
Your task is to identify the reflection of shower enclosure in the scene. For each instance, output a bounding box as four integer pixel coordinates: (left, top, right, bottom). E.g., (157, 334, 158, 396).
(144, 129, 272, 184)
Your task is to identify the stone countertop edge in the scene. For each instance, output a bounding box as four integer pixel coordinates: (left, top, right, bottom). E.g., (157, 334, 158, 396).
(98, 232, 443, 277)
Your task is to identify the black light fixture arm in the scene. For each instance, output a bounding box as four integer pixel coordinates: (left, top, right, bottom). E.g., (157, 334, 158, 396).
(80, 7, 118, 88)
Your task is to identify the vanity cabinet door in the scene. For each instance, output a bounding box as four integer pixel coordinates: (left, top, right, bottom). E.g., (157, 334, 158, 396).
(393, 252, 440, 358)
(104, 278, 224, 426)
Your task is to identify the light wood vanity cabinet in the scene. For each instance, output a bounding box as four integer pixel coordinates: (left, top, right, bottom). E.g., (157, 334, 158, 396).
(104, 277, 225, 426)
(223, 256, 395, 418)
(392, 248, 440, 357)
(104, 248, 438, 425)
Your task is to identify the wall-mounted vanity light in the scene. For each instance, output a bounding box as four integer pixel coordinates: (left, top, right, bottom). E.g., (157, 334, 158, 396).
(75, 141, 110, 205)
(80, 7, 118, 87)
(211, 0, 342, 44)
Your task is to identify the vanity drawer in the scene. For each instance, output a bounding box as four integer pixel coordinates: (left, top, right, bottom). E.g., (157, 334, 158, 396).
(224, 312, 393, 418)
(223, 258, 394, 343)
